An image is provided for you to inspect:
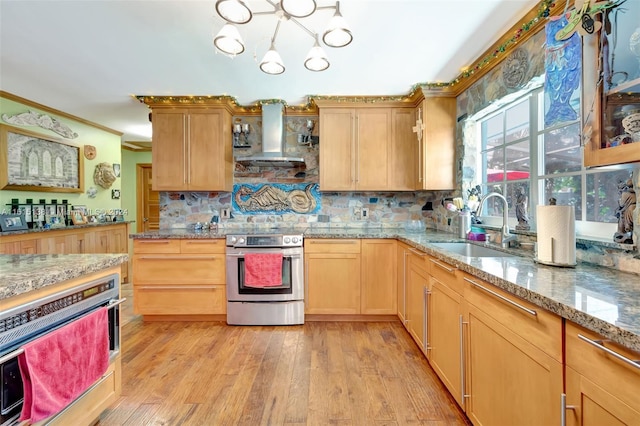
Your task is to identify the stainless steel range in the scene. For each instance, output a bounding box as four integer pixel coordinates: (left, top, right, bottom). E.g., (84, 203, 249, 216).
(225, 233, 304, 325)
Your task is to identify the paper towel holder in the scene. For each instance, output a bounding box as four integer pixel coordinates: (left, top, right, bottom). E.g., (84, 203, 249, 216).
(534, 199, 577, 268)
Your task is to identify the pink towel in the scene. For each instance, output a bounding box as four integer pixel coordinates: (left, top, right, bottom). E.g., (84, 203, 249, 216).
(244, 253, 283, 287)
(18, 307, 110, 423)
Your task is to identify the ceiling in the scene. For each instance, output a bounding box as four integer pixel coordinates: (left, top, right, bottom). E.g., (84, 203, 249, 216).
(0, 0, 535, 144)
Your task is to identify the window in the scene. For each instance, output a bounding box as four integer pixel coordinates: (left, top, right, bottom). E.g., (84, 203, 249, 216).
(474, 85, 636, 239)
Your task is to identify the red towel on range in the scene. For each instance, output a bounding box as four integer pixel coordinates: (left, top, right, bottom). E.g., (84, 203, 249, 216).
(18, 307, 110, 423)
(244, 253, 283, 287)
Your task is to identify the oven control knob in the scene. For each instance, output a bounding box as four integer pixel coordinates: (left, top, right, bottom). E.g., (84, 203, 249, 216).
(284, 237, 291, 244)
(292, 237, 299, 244)
(238, 237, 245, 245)
(229, 236, 237, 244)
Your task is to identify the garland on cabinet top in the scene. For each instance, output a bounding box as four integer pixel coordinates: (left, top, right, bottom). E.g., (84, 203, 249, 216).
(136, 0, 583, 110)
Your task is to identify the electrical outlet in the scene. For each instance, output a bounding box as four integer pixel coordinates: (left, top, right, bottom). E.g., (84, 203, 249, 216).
(221, 208, 230, 219)
(362, 208, 369, 219)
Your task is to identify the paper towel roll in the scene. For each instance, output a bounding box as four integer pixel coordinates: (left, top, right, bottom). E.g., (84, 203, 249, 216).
(536, 205, 576, 267)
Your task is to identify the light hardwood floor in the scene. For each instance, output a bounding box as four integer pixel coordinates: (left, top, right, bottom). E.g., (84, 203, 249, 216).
(101, 285, 470, 425)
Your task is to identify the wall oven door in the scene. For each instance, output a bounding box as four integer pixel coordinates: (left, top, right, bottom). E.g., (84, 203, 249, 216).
(226, 247, 304, 302)
(0, 274, 123, 426)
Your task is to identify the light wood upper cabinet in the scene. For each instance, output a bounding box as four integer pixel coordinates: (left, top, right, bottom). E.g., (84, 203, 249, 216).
(151, 107, 233, 191)
(391, 108, 417, 190)
(319, 107, 392, 191)
(417, 97, 456, 190)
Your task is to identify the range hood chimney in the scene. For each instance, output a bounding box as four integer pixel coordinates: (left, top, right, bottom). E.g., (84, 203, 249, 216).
(234, 102, 305, 167)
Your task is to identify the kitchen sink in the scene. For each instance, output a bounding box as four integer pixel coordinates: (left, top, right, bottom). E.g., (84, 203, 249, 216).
(430, 242, 514, 258)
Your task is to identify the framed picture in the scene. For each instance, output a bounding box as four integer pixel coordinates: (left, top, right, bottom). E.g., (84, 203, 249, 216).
(0, 124, 84, 193)
(46, 214, 66, 228)
(112, 163, 121, 177)
(70, 209, 88, 225)
(111, 189, 121, 199)
(0, 214, 29, 232)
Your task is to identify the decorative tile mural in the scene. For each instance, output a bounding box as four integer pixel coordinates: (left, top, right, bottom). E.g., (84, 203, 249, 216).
(232, 183, 320, 214)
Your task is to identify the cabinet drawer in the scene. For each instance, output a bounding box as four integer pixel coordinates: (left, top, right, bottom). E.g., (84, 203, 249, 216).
(406, 247, 428, 272)
(180, 239, 225, 253)
(304, 239, 361, 253)
(463, 273, 562, 361)
(49, 359, 119, 426)
(428, 256, 462, 294)
(133, 239, 180, 253)
(133, 254, 225, 284)
(134, 285, 226, 315)
(566, 322, 640, 411)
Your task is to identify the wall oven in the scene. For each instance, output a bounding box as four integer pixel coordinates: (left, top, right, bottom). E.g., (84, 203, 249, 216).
(226, 233, 304, 325)
(0, 273, 123, 426)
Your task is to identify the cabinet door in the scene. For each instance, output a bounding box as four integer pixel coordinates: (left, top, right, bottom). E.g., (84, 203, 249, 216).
(406, 250, 428, 352)
(464, 299, 562, 425)
(94, 230, 111, 253)
(319, 108, 355, 190)
(390, 108, 416, 190)
(396, 243, 411, 326)
(152, 109, 187, 190)
(67, 230, 91, 254)
(361, 239, 396, 315)
(188, 109, 231, 191)
(429, 274, 463, 407)
(356, 108, 391, 190)
(40, 234, 68, 254)
(305, 252, 361, 314)
(418, 97, 456, 190)
(134, 285, 226, 315)
(565, 367, 639, 426)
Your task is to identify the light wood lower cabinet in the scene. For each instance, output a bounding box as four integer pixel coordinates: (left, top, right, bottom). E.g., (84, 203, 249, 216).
(304, 239, 397, 316)
(361, 239, 397, 314)
(304, 239, 362, 314)
(462, 273, 563, 425)
(564, 322, 640, 425)
(406, 248, 428, 351)
(427, 256, 464, 407)
(396, 242, 411, 324)
(0, 223, 129, 281)
(132, 239, 226, 317)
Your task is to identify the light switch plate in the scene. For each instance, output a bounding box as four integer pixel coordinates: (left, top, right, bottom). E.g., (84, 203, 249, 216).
(221, 208, 230, 219)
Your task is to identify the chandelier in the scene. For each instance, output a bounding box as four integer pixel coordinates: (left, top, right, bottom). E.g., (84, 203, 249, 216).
(213, 0, 353, 74)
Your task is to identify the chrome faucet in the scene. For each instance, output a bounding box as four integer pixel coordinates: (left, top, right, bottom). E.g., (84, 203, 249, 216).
(476, 192, 517, 248)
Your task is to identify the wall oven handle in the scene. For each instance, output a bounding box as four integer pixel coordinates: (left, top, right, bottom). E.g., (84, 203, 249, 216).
(0, 299, 125, 364)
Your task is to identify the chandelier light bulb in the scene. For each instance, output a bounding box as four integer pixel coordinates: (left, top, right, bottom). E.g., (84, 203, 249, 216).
(323, 1, 353, 48)
(213, 23, 245, 55)
(215, 0, 252, 24)
(304, 37, 330, 72)
(281, 0, 317, 18)
(260, 43, 285, 74)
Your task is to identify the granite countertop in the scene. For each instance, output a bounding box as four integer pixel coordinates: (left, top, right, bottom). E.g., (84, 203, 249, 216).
(1, 220, 133, 236)
(0, 254, 129, 301)
(131, 226, 640, 353)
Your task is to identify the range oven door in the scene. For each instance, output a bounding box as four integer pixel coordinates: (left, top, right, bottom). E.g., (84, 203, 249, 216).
(226, 247, 304, 302)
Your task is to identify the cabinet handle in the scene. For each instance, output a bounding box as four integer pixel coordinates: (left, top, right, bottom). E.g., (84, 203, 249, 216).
(138, 285, 218, 290)
(309, 240, 357, 244)
(183, 115, 188, 185)
(423, 286, 430, 352)
(460, 315, 470, 403)
(355, 114, 360, 184)
(139, 240, 170, 244)
(463, 277, 537, 317)
(417, 109, 423, 184)
(184, 240, 220, 244)
(402, 251, 409, 321)
(138, 255, 219, 260)
(577, 334, 640, 370)
(430, 258, 456, 274)
(186, 115, 191, 185)
(560, 393, 576, 426)
(408, 248, 426, 256)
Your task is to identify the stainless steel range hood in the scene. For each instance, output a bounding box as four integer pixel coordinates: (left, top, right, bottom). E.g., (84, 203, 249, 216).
(234, 102, 305, 167)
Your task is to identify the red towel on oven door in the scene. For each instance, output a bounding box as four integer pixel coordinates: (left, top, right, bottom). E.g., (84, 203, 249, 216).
(244, 253, 283, 287)
(18, 307, 110, 423)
